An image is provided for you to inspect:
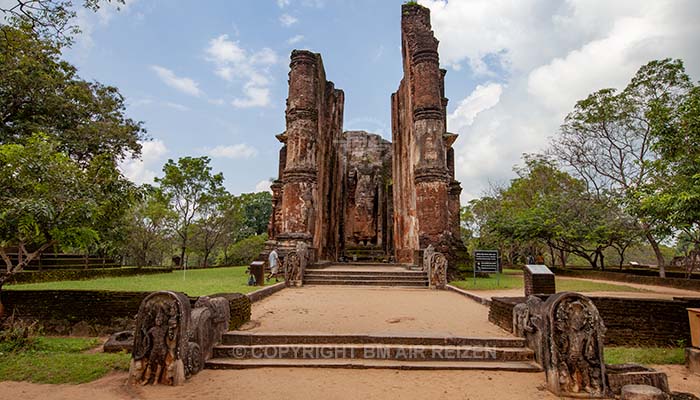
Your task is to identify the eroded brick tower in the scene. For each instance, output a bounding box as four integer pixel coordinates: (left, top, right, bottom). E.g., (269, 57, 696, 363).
(266, 4, 465, 267)
(391, 3, 463, 262)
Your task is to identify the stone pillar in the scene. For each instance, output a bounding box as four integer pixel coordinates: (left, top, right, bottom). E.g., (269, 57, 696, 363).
(448, 179, 462, 240)
(404, 4, 451, 251)
(278, 50, 319, 248)
(277, 144, 287, 179)
(269, 180, 283, 238)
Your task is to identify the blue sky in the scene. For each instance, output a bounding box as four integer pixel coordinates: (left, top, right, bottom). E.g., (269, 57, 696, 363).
(62, 0, 700, 201)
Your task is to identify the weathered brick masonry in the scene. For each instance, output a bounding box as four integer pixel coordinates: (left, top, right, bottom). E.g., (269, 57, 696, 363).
(265, 4, 466, 266)
(2, 290, 252, 335)
(555, 269, 700, 291)
(489, 296, 700, 346)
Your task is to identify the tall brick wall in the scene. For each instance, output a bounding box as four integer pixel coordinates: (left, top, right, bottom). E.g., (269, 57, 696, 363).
(391, 3, 465, 264)
(272, 50, 345, 261)
(489, 296, 700, 346)
(267, 4, 466, 266)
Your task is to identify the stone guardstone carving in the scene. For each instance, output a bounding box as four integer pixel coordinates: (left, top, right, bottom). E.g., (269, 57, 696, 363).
(285, 242, 309, 287)
(422, 244, 435, 272)
(513, 293, 607, 397)
(513, 296, 546, 364)
(545, 293, 607, 397)
(129, 291, 231, 386)
(191, 296, 230, 362)
(428, 252, 447, 290)
(128, 291, 190, 386)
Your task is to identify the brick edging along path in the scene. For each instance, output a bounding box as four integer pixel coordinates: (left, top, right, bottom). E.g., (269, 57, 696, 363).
(247, 281, 286, 303)
(554, 269, 700, 291)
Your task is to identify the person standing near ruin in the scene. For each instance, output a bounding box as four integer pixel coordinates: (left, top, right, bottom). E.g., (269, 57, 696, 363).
(267, 248, 281, 282)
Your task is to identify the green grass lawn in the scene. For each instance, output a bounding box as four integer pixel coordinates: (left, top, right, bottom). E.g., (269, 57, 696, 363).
(605, 347, 686, 365)
(7, 266, 259, 296)
(0, 337, 130, 384)
(450, 274, 645, 293)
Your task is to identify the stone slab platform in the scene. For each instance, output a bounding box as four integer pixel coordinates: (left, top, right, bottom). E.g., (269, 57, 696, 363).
(205, 358, 542, 372)
(247, 286, 511, 337)
(221, 332, 527, 347)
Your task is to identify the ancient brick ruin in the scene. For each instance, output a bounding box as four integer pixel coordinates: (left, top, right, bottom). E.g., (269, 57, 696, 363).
(267, 4, 465, 267)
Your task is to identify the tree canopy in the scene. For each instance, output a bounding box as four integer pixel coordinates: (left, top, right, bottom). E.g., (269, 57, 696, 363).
(0, 24, 145, 165)
(551, 58, 697, 276)
(0, 0, 124, 45)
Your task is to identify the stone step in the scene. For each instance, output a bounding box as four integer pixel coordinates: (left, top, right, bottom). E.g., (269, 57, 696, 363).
(303, 279, 428, 287)
(205, 358, 542, 372)
(221, 332, 528, 348)
(306, 269, 424, 275)
(309, 262, 412, 269)
(212, 344, 535, 362)
(304, 271, 428, 280)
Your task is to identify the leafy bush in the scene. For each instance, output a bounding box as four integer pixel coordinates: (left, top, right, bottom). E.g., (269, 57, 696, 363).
(218, 234, 268, 266)
(0, 315, 40, 353)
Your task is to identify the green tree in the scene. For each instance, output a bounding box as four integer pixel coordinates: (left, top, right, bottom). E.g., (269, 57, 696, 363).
(211, 191, 272, 266)
(155, 156, 225, 267)
(217, 234, 268, 267)
(474, 155, 640, 270)
(552, 59, 694, 277)
(122, 185, 175, 267)
(233, 192, 272, 240)
(637, 83, 700, 272)
(189, 193, 233, 267)
(0, 135, 104, 315)
(1, 0, 124, 45)
(0, 24, 145, 165)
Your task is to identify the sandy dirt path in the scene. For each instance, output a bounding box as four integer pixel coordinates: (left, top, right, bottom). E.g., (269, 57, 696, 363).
(2, 364, 697, 400)
(653, 365, 700, 396)
(0, 369, 562, 400)
(1, 286, 698, 399)
(247, 285, 511, 337)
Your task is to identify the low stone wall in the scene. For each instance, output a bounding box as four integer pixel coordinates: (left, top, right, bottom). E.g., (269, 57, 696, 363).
(208, 293, 251, 330)
(488, 296, 522, 333)
(8, 267, 173, 285)
(246, 282, 286, 303)
(555, 269, 700, 291)
(489, 295, 700, 346)
(1, 289, 253, 335)
(595, 297, 700, 346)
(1, 290, 149, 335)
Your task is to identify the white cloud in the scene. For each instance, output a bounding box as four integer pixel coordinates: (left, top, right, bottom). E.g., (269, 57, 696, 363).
(69, 0, 141, 55)
(232, 85, 271, 108)
(279, 13, 298, 27)
(419, 0, 700, 201)
(129, 98, 154, 108)
(164, 102, 190, 111)
(151, 65, 202, 97)
(287, 35, 305, 45)
(119, 139, 168, 185)
(448, 83, 502, 129)
(373, 45, 385, 62)
(208, 98, 226, 106)
(277, 0, 324, 8)
(205, 34, 278, 108)
(207, 144, 258, 159)
(255, 179, 273, 193)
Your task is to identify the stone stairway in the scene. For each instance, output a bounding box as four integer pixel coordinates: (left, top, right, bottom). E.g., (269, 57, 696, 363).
(303, 263, 428, 287)
(205, 332, 541, 371)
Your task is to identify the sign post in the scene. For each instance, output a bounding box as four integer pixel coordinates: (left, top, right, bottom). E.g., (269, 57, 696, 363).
(474, 250, 501, 287)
